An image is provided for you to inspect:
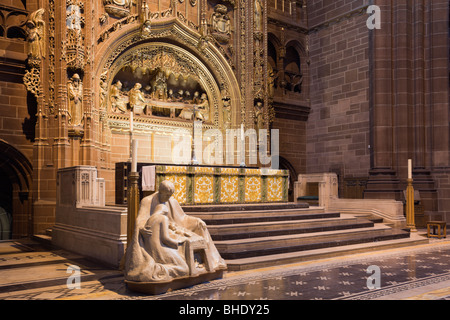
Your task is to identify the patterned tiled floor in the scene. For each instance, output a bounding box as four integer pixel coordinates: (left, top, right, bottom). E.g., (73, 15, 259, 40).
(1, 236, 450, 301)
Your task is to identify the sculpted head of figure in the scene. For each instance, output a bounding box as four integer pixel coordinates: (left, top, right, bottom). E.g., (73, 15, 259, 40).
(158, 180, 175, 203)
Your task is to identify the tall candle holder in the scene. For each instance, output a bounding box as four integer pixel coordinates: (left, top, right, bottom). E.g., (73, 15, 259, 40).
(406, 159, 417, 232)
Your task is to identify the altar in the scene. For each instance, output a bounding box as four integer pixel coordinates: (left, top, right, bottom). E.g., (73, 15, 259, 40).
(116, 163, 289, 205)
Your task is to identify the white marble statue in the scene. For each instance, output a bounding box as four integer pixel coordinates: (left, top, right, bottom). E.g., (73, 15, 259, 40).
(124, 180, 226, 283)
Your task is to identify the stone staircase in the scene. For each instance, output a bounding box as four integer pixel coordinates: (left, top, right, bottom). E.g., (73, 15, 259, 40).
(184, 203, 429, 271)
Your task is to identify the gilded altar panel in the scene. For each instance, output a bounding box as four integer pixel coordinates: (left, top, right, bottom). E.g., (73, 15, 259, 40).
(166, 166, 188, 174)
(194, 175, 214, 204)
(266, 176, 284, 202)
(245, 176, 262, 203)
(220, 175, 239, 203)
(164, 174, 187, 204)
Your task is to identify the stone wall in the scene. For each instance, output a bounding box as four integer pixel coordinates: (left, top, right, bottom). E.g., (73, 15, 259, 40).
(272, 117, 306, 177)
(306, 1, 370, 185)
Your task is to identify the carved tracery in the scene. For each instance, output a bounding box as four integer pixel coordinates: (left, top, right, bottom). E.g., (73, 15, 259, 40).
(104, 44, 220, 127)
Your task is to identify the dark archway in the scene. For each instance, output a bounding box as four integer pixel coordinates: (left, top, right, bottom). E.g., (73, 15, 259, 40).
(0, 140, 33, 238)
(278, 156, 297, 202)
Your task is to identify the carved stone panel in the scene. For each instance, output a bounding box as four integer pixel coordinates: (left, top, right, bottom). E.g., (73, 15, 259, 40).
(103, 0, 132, 18)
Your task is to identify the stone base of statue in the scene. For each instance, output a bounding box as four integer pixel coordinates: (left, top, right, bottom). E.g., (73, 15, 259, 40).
(125, 268, 225, 295)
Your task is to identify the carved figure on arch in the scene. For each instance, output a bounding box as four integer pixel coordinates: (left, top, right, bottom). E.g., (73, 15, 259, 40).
(211, 4, 231, 43)
(222, 97, 232, 129)
(129, 83, 146, 115)
(195, 93, 210, 122)
(152, 71, 168, 101)
(254, 0, 263, 32)
(254, 101, 264, 131)
(26, 9, 45, 66)
(68, 74, 83, 126)
(110, 81, 127, 113)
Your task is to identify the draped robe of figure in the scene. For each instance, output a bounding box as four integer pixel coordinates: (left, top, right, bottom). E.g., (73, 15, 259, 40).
(124, 191, 226, 282)
(139, 208, 190, 280)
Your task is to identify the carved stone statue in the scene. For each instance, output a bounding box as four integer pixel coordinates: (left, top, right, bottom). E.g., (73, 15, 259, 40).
(66, 5, 82, 31)
(26, 9, 45, 66)
(192, 91, 200, 104)
(211, 4, 231, 43)
(195, 93, 210, 122)
(124, 181, 226, 290)
(68, 74, 83, 126)
(223, 97, 232, 128)
(129, 83, 146, 115)
(254, 0, 263, 32)
(267, 64, 277, 99)
(254, 101, 264, 131)
(110, 81, 127, 113)
(152, 71, 168, 101)
(141, 1, 152, 38)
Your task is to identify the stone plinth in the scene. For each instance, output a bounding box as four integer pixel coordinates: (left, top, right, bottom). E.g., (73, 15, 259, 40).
(53, 166, 127, 267)
(294, 173, 338, 209)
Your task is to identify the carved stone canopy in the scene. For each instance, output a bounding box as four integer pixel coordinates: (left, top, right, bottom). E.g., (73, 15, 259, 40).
(104, 43, 220, 126)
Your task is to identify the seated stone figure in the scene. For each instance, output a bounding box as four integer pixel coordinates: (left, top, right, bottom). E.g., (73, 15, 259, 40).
(138, 204, 190, 280)
(124, 180, 226, 285)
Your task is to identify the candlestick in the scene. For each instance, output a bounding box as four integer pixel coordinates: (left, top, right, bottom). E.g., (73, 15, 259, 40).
(130, 111, 133, 132)
(408, 159, 412, 180)
(131, 139, 138, 173)
(240, 123, 245, 167)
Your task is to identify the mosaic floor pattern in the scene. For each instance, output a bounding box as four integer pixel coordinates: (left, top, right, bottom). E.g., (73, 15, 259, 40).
(1, 236, 450, 301)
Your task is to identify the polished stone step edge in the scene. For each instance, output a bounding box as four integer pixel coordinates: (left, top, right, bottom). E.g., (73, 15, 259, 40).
(224, 235, 429, 271)
(209, 219, 375, 241)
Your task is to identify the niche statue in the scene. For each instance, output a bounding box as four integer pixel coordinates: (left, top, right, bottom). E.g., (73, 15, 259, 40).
(124, 180, 227, 294)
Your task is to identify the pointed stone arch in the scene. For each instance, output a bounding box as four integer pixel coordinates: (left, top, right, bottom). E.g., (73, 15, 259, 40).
(0, 140, 33, 238)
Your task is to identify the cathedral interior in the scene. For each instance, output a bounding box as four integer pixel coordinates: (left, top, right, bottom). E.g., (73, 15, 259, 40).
(1, 0, 450, 303)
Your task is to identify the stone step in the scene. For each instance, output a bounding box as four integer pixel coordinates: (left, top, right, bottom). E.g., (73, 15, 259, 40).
(215, 226, 410, 260)
(224, 233, 429, 271)
(208, 217, 374, 241)
(182, 202, 310, 213)
(188, 207, 329, 222)
(194, 210, 339, 225)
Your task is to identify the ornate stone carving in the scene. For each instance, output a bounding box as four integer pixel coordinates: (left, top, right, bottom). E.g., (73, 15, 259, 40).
(103, 0, 132, 18)
(128, 83, 146, 115)
(152, 71, 168, 101)
(254, 0, 263, 32)
(110, 81, 127, 113)
(210, 4, 231, 44)
(64, 3, 85, 71)
(48, 0, 56, 114)
(140, 1, 152, 39)
(68, 73, 83, 126)
(254, 101, 264, 130)
(25, 9, 45, 68)
(193, 93, 210, 122)
(222, 95, 232, 129)
(23, 68, 42, 99)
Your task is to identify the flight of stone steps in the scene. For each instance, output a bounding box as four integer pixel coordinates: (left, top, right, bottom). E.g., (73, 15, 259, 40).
(183, 203, 429, 271)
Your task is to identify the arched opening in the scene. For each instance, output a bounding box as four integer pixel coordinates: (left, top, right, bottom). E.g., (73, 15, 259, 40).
(279, 156, 297, 202)
(0, 140, 33, 239)
(0, 169, 13, 240)
(283, 46, 302, 93)
(6, 26, 26, 40)
(268, 40, 277, 69)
